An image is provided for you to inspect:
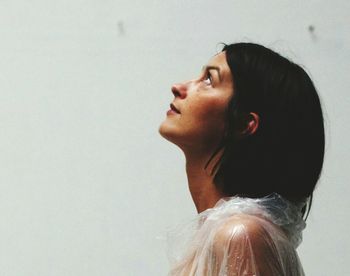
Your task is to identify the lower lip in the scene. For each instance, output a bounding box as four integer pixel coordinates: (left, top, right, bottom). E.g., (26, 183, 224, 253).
(167, 109, 179, 115)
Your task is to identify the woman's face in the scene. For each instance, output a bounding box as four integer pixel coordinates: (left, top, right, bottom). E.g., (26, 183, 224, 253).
(159, 51, 234, 152)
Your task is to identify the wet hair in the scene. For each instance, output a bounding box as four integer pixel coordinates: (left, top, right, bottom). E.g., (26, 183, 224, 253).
(207, 42, 325, 220)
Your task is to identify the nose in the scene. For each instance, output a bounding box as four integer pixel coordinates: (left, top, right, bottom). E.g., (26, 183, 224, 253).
(171, 82, 187, 99)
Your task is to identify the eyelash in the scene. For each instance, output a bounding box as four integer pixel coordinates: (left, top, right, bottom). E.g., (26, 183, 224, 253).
(202, 71, 212, 86)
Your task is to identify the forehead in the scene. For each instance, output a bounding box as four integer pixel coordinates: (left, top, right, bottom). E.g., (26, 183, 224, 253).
(206, 51, 231, 82)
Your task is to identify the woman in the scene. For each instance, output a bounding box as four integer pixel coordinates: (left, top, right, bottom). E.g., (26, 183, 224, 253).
(159, 42, 325, 276)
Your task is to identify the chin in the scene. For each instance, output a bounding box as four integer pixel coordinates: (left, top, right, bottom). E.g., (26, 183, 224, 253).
(158, 121, 185, 149)
(159, 122, 175, 142)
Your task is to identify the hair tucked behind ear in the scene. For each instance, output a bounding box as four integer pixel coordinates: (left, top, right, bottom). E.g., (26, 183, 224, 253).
(206, 42, 325, 220)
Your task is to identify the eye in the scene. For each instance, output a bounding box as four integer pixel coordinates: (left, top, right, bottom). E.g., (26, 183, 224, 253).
(203, 71, 212, 86)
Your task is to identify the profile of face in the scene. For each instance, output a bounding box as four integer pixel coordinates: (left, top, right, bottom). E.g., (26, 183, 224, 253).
(159, 51, 234, 152)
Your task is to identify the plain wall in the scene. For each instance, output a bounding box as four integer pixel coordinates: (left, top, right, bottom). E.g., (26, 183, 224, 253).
(0, 0, 349, 275)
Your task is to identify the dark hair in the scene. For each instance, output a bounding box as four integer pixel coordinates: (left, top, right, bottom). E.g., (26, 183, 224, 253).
(207, 42, 325, 220)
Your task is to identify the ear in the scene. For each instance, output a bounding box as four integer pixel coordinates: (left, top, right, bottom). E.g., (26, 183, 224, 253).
(237, 112, 260, 137)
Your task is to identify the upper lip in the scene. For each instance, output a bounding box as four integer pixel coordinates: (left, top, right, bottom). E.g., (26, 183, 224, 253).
(170, 103, 180, 113)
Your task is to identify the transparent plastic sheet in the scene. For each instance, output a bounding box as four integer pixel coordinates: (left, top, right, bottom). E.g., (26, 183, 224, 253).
(167, 193, 307, 276)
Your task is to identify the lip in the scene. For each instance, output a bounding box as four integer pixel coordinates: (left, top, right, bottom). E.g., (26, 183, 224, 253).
(170, 103, 180, 114)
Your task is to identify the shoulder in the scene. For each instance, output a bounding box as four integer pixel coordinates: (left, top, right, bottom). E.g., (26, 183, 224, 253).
(211, 214, 288, 275)
(211, 213, 284, 260)
(213, 214, 273, 246)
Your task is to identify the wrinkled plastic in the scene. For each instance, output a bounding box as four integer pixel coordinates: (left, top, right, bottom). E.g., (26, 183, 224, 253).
(167, 193, 307, 276)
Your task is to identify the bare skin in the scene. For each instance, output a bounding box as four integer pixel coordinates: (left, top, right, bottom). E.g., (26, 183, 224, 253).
(184, 148, 225, 213)
(159, 51, 259, 214)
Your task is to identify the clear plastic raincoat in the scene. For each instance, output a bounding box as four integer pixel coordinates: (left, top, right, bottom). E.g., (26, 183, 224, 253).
(167, 193, 307, 276)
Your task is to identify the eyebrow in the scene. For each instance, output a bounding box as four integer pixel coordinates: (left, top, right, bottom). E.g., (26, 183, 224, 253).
(202, 65, 222, 81)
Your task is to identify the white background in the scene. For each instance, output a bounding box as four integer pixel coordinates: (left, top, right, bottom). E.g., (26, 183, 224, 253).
(0, 0, 349, 275)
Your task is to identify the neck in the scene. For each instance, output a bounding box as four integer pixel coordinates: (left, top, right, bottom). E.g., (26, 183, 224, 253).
(184, 149, 224, 213)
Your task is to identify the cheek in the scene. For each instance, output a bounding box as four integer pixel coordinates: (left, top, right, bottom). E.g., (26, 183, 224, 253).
(187, 99, 228, 135)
